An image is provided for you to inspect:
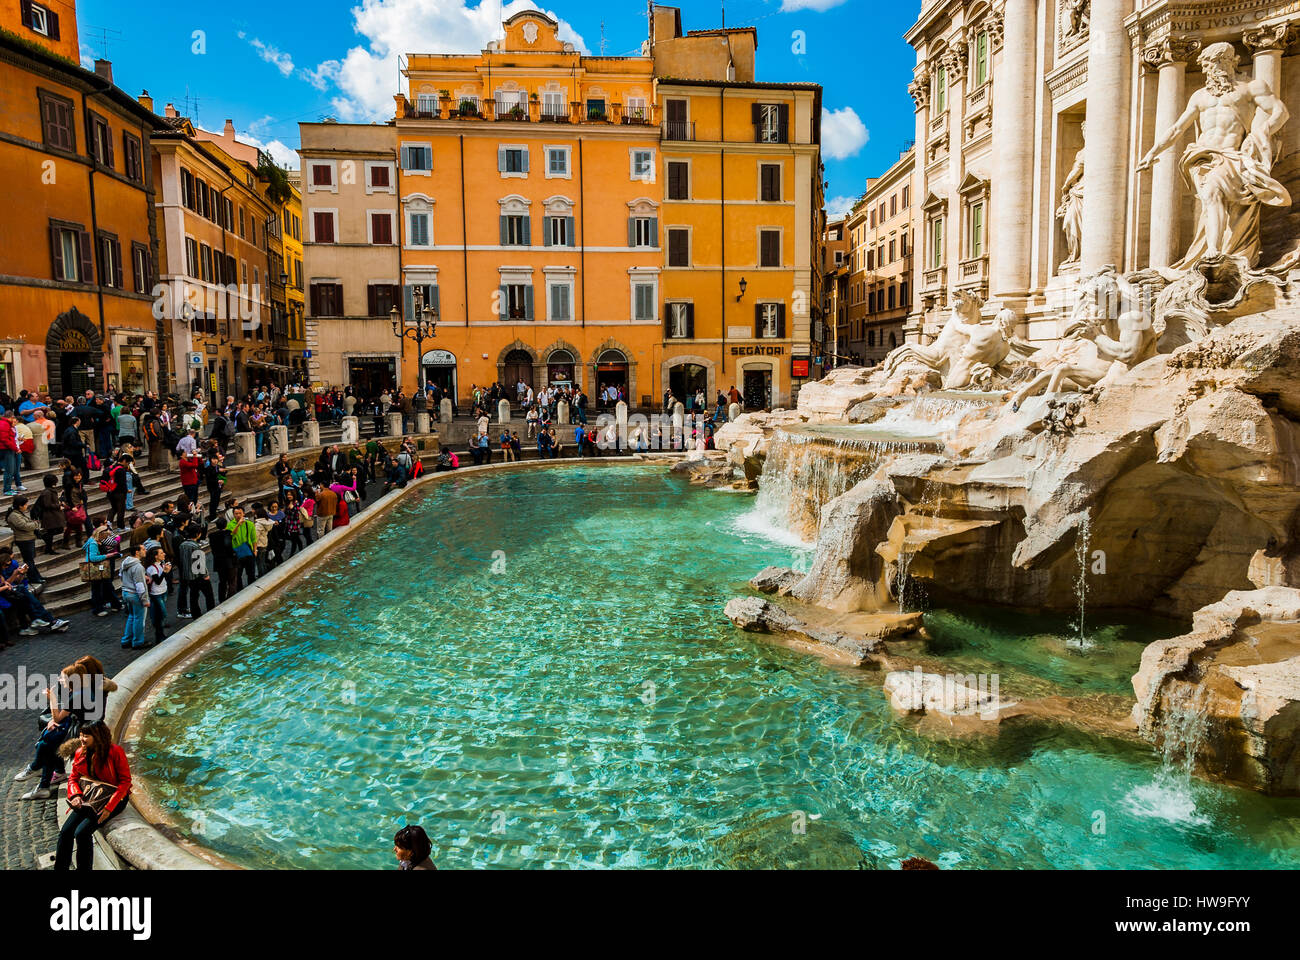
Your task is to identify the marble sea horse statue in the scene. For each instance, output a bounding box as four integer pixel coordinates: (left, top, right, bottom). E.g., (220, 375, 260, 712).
(1137, 41, 1290, 269)
(1009, 268, 1160, 411)
(881, 291, 1031, 390)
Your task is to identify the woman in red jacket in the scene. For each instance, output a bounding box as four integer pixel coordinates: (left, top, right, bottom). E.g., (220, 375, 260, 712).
(55, 720, 131, 871)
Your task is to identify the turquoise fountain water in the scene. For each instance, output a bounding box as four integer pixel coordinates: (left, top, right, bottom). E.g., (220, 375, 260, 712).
(134, 465, 1300, 869)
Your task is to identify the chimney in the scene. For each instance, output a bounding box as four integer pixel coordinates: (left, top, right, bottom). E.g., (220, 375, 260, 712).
(165, 103, 178, 119)
(223, 119, 235, 137)
(138, 89, 154, 112)
(93, 59, 113, 84)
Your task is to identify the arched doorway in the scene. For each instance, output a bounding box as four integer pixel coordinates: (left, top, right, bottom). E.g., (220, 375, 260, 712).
(668, 362, 708, 411)
(595, 349, 627, 408)
(503, 349, 534, 394)
(45, 306, 103, 398)
(547, 349, 575, 388)
(421, 348, 457, 399)
(741, 363, 772, 411)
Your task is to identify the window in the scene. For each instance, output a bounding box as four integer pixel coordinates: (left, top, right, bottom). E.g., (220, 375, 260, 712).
(667, 161, 689, 200)
(903, 185, 910, 207)
(87, 112, 113, 168)
(756, 302, 785, 338)
(629, 216, 658, 248)
(499, 146, 529, 176)
(932, 217, 945, 268)
(969, 202, 985, 258)
(238, 206, 246, 237)
(760, 229, 781, 267)
(501, 283, 533, 321)
(49, 221, 89, 282)
(870, 209, 876, 229)
(407, 210, 431, 247)
(38, 90, 75, 152)
(542, 91, 567, 120)
(311, 163, 333, 186)
(501, 214, 530, 246)
(370, 164, 392, 187)
(632, 281, 656, 322)
(184, 237, 199, 278)
(131, 243, 151, 293)
(283, 209, 291, 233)
(199, 244, 213, 283)
(889, 239, 896, 262)
(667, 301, 693, 339)
(22, 2, 59, 39)
(667, 228, 690, 267)
(313, 211, 336, 243)
(900, 281, 909, 305)
(888, 286, 897, 310)
(867, 250, 875, 271)
(545, 215, 574, 247)
(548, 281, 573, 321)
(935, 65, 948, 113)
(586, 98, 606, 121)
(975, 31, 989, 87)
(370, 212, 394, 245)
(631, 149, 655, 181)
(759, 163, 782, 202)
(546, 147, 570, 177)
(664, 99, 690, 140)
(401, 144, 431, 173)
(311, 282, 343, 317)
(416, 93, 438, 114)
(754, 103, 788, 144)
(367, 283, 398, 317)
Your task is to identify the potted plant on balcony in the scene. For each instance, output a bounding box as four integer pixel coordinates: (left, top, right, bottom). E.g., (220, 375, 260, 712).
(457, 98, 478, 118)
(508, 104, 527, 121)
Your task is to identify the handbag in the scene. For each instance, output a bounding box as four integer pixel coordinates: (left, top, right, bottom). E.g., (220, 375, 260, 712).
(79, 560, 109, 582)
(76, 776, 118, 815)
(65, 504, 87, 525)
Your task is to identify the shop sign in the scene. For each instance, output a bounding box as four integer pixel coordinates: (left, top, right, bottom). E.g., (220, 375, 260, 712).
(730, 345, 785, 356)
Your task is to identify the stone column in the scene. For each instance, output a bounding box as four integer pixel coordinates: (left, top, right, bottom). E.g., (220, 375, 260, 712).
(615, 400, 628, 449)
(1245, 23, 1290, 95)
(416, 412, 431, 434)
(268, 425, 290, 456)
(233, 432, 257, 465)
(944, 41, 968, 290)
(299, 420, 320, 449)
(728, 402, 741, 423)
(990, 0, 1036, 299)
(1081, 0, 1135, 274)
(439, 398, 452, 425)
(497, 399, 511, 423)
(386, 413, 404, 438)
(556, 400, 570, 425)
(907, 60, 932, 341)
(340, 416, 359, 445)
(1143, 37, 1201, 268)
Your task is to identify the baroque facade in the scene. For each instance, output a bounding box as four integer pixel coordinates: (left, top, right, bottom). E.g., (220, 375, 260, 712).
(906, 0, 1300, 343)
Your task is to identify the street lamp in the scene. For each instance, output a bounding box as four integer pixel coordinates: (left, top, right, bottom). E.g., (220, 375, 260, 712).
(390, 286, 438, 390)
(735, 276, 748, 302)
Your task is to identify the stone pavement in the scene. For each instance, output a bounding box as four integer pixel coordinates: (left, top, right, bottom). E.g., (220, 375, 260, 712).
(0, 608, 149, 869)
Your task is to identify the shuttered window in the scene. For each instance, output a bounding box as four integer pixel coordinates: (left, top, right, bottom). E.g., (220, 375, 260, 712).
(667, 161, 689, 200)
(628, 217, 658, 248)
(760, 229, 781, 267)
(49, 221, 90, 283)
(313, 211, 336, 243)
(760, 163, 781, 202)
(633, 282, 656, 323)
(371, 213, 394, 245)
(667, 228, 690, 267)
(38, 90, 75, 151)
(97, 234, 123, 288)
(310, 283, 343, 317)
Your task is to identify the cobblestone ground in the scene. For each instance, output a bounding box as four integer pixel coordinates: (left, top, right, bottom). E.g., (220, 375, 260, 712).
(1, 608, 149, 869)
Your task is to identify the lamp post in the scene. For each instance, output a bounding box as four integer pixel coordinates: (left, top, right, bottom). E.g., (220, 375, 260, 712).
(390, 286, 438, 391)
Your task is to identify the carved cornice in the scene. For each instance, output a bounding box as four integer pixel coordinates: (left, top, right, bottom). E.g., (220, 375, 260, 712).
(909, 65, 932, 112)
(943, 45, 968, 81)
(1142, 35, 1202, 70)
(988, 8, 1005, 52)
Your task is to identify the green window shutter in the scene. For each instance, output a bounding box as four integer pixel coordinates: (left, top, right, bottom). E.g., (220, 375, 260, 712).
(404, 285, 414, 321)
(754, 303, 763, 338)
(650, 217, 659, 247)
(500, 216, 508, 246)
(542, 216, 552, 247)
(499, 285, 508, 319)
(522, 215, 531, 246)
(627, 217, 636, 247)
(776, 303, 786, 338)
(498, 147, 506, 173)
(565, 216, 576, 247)
(524, 284, 534, 321)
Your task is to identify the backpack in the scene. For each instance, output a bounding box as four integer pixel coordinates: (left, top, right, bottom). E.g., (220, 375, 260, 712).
(98, 465, 119, 493)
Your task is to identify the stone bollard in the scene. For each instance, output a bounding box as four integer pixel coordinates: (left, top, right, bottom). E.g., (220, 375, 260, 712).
(233, 432, 257, 465)
(387, 412, 404, 438)
(416, 412, 431, 434)
(556, 400, 570, 425)
(440, 398, 453, 425)
(728, 402, 741, 422)
(269, 425, 290, 456)
(29, 430, 49, 471)
(671, 408, 684, 449)
(300, 420, 320, 449)
(615, 400, 628, 450)
(498, 399, 511, 424)
(341, 416, 359, 445)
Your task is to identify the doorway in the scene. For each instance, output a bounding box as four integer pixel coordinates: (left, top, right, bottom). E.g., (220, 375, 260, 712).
(742, 367, 771, 411)
(546, 349, 576, 389)
(348, 359, 397, 397)
(421, 349, 457, 402)
(668, 363, 708, 411)
(503, 349, 534, 395)
(595, 349, 628, 408)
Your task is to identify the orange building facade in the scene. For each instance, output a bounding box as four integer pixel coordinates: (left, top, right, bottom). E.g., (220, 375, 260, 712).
(0, 17, 164, 398)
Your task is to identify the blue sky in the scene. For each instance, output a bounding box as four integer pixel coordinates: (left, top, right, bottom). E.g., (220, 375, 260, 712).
(76, 0, 919, 216)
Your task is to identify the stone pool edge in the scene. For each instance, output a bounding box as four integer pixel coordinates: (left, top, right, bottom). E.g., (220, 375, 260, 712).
(102, 454, 689, 869)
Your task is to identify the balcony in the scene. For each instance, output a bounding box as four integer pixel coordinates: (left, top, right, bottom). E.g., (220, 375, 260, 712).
(957, 255, 988, 286)
(921, 266, 947, 292)
(662, 120, 695, 141)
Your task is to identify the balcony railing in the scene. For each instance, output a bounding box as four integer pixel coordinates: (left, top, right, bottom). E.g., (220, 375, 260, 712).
(922, 267, 947, 291)
(662, 120, 694, 141)
(958, 255, 988, 283)
(400, 96, 657, 127)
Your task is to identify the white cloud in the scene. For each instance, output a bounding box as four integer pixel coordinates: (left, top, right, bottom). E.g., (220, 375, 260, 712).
(239, 31, 296, 77)
(824, 195, 859, 219)
(779, 0, 850, 11)
(822, 106, 869, 161)
(238, 123, 301, 170)
(79, 43, 96, 70)
(315, 0, 588, 121)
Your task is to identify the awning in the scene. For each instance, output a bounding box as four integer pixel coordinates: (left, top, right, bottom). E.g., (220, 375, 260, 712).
(244, 360, 292, 373)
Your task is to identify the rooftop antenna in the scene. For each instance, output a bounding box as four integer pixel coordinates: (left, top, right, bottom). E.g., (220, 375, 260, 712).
(600, 20, 607, 55)
(84, 25, 123, 59)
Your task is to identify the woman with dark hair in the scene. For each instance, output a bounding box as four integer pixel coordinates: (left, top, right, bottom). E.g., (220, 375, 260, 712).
(55, 720, 131, 871)
(36, 474, 65, 556)
(143, 546, 171, 645)
(5, 496, 44, 585)
(393, 824, 436, 870)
